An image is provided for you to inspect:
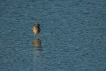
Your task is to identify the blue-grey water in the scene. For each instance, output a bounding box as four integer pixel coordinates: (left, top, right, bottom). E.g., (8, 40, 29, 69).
(0, 0, 106, 71)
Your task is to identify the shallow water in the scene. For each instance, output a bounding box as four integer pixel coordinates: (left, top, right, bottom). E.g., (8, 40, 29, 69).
(0, 0, 106, 71)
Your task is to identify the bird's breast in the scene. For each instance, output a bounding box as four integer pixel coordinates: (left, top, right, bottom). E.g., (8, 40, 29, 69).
(32, 26, 40, 34)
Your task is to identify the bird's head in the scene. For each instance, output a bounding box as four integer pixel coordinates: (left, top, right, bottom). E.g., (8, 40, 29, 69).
(36, 24, 40, 27)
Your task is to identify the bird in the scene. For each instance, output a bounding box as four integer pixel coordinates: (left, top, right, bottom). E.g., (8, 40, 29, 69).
(32, 24, 40, 39)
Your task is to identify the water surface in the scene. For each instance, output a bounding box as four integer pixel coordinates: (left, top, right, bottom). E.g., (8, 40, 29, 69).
(0, 0, 106, 71)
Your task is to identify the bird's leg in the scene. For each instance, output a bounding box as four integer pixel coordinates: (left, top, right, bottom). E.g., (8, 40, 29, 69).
(34, 34, 35, 39)
(38, 34, 40, 39)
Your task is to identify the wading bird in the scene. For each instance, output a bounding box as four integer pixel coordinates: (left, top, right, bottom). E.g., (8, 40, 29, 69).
(32, 24, 40, 38)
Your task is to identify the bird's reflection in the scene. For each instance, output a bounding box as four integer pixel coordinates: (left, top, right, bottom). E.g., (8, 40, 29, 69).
(32, 38, 42, 71)
(32, 38, 42, 57)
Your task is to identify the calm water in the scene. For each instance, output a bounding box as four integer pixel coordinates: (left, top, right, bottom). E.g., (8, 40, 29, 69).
(0, 0, 106, 71)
